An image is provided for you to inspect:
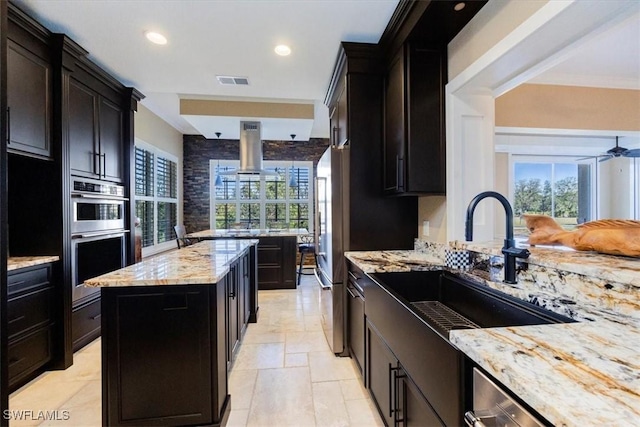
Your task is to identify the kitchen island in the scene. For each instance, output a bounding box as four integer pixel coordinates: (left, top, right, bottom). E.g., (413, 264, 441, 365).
(345, 243, 640, 426)
(189, 228, 309, 290)
(85, 239, 258, 427)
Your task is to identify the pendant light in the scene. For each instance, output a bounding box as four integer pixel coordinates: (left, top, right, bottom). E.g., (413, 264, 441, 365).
(214, 132, 223, 187)
(289, 134, 298, 188)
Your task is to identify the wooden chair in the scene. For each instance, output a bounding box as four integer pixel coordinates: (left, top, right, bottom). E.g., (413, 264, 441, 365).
(174, 224, 194, 249)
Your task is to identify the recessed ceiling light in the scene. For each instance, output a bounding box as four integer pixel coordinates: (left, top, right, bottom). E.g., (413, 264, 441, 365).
(454, 2, 466, 12)
(274, 45, 291, 56)
(145, 31, 167, 45)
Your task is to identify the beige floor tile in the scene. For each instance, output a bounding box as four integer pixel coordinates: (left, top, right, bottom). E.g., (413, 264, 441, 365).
(39, 380, 101, 426)
(229, 369, 258, 410)
(242, 329, 286, 344)
(339, 378, 368, 401)
(285, 353, 308, 367)
(312, 381, 350, 427)
(233, 342, 285, 370)
(227, 409, 249, 427)
(247, 367, 315, 427)
(285, 331, 329, 353)
(304, 315, 323, 331)
(308, 351, 358, 383)
(345, 398, 385, 427)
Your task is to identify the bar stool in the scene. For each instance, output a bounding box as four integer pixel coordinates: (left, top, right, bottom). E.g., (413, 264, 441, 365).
(297, 234, 318, 287)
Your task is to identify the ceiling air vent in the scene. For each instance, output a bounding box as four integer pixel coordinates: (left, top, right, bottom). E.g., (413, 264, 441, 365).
(216, 75, 249, 86)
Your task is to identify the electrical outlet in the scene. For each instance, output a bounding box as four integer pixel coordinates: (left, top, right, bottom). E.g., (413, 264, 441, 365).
(422, 220, 430, 237)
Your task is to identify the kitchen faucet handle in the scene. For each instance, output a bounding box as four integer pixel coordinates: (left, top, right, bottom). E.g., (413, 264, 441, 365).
(502, 246, 530, 259)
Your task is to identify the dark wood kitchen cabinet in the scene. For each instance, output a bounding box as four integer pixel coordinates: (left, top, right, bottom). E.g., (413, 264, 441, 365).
(7, 9, 52, 159)
(102, 283, 228, 426)
(68, 77, 124, 183)
(257, 236, 297, 290)
(366, 320, 442, 427)
(226, 251, 251, 366)
(329, 80, 347, 146)
(383, 43, 446, 195)
(347, 261, 366, 377)
(7, 263, 56, 391)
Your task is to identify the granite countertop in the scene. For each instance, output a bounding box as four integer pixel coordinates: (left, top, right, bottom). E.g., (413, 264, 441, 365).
(346, 249, 640, 426)
(462, 240, 640, 288)
(8, 256, 60, 271)
(84, 239, 258, 288)
(188, 228, 309, 239)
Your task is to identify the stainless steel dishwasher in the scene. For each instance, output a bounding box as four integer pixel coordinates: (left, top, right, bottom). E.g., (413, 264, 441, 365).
(465, 368, 546, 427)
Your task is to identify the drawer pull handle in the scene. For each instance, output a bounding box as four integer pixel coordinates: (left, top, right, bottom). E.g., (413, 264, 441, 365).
(8, 315, 26, 325)
(9, 280, 26, 287)
(9, 356, 26, 368)
(90, 314, 102, 320)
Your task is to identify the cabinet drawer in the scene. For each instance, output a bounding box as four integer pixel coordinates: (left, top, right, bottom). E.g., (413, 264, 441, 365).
(72, 297, 102, 351)
(8, 264, 51, 296)
(8, 286, 53, 339)
(257, 247, 281, 265)
(8, 327, 53, 386)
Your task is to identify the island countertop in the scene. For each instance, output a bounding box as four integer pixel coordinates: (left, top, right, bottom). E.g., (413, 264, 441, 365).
(188, 228, 308, 239)
(346, 248, 640, 426)
(84, 239, 258, 287)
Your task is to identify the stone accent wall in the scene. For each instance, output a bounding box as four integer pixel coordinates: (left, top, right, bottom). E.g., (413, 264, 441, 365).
(183, 134, 330, 232)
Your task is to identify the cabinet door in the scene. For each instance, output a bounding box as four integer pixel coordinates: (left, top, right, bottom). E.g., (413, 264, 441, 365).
(99, 97, 124, 182)
(241, 253, 251, 327)
(383, 49, 405, 193)
(68, 78, 98, 177)
(347, 283, 364, 376)
(336, 81, 348, 146)
(7, 41, 51, 158)
(405, 45, 445, 194)
(366, 321, 397, 427)
(329, 81, 347, 147)
(400, 369, 444, 427)
(227, 264, 240, 365)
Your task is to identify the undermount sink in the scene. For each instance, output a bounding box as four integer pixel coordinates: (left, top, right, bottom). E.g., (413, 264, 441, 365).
(369, 270, 574, 339)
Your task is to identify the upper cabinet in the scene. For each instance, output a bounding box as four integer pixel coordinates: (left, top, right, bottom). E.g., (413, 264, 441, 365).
(68, 78, 124, 182)
(379, 0, 488, 196)
(383, 43, 446, 195)
(7, 11, 52, 160)
(329, 80, 348, 146)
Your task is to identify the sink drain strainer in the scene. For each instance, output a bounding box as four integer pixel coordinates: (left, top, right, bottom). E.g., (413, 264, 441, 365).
(411, 301, 480, 335)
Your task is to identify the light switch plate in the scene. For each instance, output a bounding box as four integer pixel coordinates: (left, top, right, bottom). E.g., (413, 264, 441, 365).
(422, 220, 430, 237)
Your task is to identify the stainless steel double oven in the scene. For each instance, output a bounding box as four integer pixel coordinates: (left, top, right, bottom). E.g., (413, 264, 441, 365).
(70, 178, 127, 304)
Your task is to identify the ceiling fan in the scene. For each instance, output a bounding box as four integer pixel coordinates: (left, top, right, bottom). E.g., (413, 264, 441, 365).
(581, 136, 640, 162)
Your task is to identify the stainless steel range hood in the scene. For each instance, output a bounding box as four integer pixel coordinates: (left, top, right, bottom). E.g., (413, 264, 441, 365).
(219, 121, 277, 176)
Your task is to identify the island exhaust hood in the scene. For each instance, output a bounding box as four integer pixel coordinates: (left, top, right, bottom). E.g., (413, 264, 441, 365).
(219, 121, 277, 176)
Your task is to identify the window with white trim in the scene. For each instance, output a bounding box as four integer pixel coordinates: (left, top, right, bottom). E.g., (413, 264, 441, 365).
(510, 155, 596, 234)
(211, 160, 313, 231)
(135, 140, 179, 256)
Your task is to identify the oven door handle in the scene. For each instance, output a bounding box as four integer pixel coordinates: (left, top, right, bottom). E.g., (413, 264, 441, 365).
(72, 230, 128, 239)
(71, 193, 129, 202)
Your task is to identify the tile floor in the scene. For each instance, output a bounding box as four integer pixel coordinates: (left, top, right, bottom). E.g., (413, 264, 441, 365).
(9, 275, 384, 427)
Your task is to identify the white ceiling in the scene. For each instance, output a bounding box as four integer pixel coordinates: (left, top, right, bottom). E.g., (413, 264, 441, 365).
(529, 9, 640, 90)
(14, 0, 400, 139)
(12, 0, 640, 141)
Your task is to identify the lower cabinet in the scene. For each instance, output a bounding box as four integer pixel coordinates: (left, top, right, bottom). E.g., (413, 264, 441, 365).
(366, 320, 444, 427)
(71, 296, 101, 352)
(7, 263, 55, 391)
(102, 283, 228, 426)
(226, 251, 251, 367)
(346, 261, 370, 378)
(257, 236, 297, 290)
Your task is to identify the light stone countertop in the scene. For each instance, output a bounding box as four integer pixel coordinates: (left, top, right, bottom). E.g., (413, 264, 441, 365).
(462, 240, 640, 288)
(346, 248, 640, 427)
(8, 256, 60, 271)
(188, 228, 309, 239)
(84, 239, 257, 288)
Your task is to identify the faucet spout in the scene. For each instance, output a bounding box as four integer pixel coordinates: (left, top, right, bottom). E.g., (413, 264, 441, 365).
(465, 191, 529, 284)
